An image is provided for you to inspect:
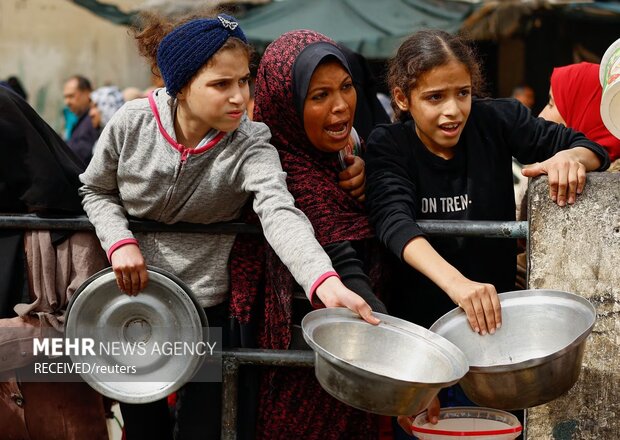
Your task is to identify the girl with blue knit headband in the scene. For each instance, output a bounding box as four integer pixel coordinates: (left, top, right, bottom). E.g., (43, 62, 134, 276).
(79, 12, 375, 439)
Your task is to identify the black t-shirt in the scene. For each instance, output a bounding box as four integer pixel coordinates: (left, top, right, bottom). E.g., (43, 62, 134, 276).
(365, 98, 609, 327)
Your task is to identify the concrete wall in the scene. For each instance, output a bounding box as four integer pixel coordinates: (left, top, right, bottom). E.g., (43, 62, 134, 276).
(0, 0, 151, 132)
(526, 173, 620, 439)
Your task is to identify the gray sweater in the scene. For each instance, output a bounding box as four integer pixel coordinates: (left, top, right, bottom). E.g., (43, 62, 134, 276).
(79, 88, 334, 307)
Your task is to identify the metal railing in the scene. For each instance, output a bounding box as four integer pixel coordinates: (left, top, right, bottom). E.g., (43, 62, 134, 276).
(0, 213, 527, 238)
(0, 213, 527, 439)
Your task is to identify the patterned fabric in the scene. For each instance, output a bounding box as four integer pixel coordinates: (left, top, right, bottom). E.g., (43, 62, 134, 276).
(229, 30, 379, 440)
(90, 86, 124, 127)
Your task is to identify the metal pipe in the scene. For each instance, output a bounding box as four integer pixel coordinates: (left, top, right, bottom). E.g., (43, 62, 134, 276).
(221, 357, 240, 440)
(417, 219, 528, 239)
(218, 350, 313, 439)
(0, 213, 528, 439)
(222, 348, 314, 367)
(0, 214, 260, 234)
(0, 214, 528, 238)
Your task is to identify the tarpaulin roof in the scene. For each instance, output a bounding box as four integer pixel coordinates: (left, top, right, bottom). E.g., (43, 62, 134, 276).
(238, 0, 478, 59)
(72, 0, 620, 55)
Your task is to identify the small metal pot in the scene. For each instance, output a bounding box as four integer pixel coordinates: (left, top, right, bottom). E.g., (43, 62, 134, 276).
(430, 289, 596, 410)
(302, 309, 469, 416)
(65, 266, 208, 403)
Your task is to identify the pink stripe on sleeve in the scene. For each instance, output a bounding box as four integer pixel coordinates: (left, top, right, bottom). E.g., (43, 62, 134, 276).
(309, 271, 340, 307)
(107, 238, 139, 262)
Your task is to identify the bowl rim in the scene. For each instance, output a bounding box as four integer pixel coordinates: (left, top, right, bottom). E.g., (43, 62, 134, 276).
(302, 308, 469, 387)
(64, 265, 208, 403)
(430, 289, 596, 372)
(66, 266, 208, 328)
(411, 406, 523, 437)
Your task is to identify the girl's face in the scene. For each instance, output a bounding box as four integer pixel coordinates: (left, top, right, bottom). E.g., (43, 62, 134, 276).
(303, 60, 357, 153)
(394, 60, 472, 159)
(538, 87, 566, 125)
(177, 47, 250, 133)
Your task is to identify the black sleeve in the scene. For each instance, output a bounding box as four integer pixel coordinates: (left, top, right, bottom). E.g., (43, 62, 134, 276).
(323, 241, 387, 313)
(365, 124, 425, 261)
(492, 99, 610, 170)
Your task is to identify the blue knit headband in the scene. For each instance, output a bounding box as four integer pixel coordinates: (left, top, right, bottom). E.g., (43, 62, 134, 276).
(157, 15, 247, 97)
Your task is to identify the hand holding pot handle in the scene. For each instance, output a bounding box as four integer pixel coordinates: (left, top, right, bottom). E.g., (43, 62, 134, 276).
(110, 244, 149, 296)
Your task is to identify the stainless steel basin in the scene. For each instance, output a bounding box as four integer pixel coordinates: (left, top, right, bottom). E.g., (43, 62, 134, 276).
(430, 289, 596, 410)
(302, 308, 469, 416)
(65, 266, 208, 403)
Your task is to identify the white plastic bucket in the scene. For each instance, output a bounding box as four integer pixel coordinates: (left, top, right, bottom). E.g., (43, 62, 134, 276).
(599, 38, 620, 140)
(411, 407, 522, 440)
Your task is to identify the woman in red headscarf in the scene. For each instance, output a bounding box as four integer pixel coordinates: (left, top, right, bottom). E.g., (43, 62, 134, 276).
(539, 62, 620, 164)
(229, 29, 392, 439)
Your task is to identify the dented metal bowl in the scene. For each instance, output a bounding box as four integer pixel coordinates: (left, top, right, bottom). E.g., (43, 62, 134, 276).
(430, 289, 596, 410)
(302, 308, 469, 416)
(65, 266, 207, 403)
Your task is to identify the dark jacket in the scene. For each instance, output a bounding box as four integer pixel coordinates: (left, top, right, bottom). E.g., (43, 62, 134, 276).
(67, 112, 99, 165)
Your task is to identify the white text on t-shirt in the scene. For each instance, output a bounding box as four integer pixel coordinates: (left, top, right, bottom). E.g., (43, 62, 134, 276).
(420, 194, 471, 214)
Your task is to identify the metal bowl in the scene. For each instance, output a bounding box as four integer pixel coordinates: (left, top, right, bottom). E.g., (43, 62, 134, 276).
(302, 308, 469, 416)
(430, 289, 596, 410)
(65, 266, 208, 403)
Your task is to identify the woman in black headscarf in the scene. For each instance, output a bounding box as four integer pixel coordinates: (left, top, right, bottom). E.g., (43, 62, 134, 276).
(230, 29, 389, 440)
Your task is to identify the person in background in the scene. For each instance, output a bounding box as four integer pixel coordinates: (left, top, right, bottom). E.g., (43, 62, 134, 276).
(89, 85, 125, 130)
(0, 75, 28, 101)
(515, 61, 620, 289)
(63, 75, 99, 165)
(79, 13, 377, 440)
(539, 62, 620, 166)
(365, 29, 609, 435)
(511, 84, 535, 109)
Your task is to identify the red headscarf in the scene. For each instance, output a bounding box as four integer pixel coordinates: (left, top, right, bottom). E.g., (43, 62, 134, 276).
(551, 62, 620, 161)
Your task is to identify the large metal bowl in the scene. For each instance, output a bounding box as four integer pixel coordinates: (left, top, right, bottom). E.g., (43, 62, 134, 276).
(65, 266, 208, 403)
(430, 289, 596, 410)
(302, 308, 469, 416)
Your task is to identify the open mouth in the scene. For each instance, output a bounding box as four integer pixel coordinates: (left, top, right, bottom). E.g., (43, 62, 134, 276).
(325, 121, 349, 138)
(439, 122, 461, 135)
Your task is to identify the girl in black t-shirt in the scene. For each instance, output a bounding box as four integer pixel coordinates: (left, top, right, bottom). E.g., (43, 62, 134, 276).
(366, 29, 609, 338)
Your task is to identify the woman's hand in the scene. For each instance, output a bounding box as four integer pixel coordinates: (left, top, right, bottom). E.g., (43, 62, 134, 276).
(521, 147, 601, 206)
(314, 276, 380, 325)
(397, 395, 441, 436)
(445, 277, 501, 335)
(110, 244, 148, 296)
(338, 154, 365, 202)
